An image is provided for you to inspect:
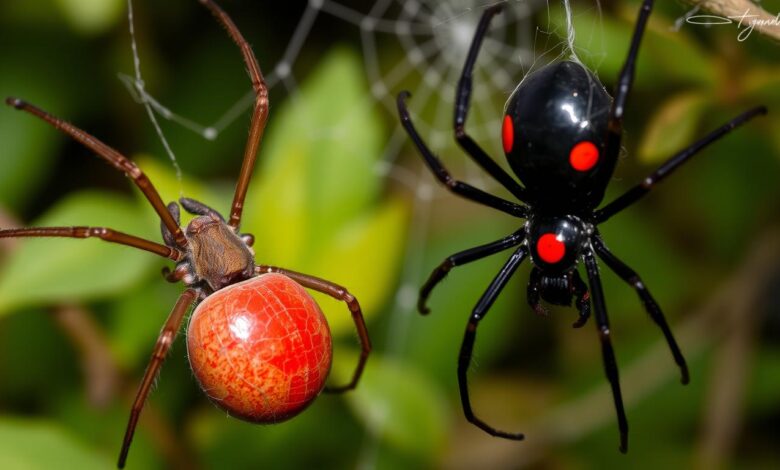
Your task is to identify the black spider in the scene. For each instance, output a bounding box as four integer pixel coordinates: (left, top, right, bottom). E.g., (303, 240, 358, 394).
(396, 0, 767, 452)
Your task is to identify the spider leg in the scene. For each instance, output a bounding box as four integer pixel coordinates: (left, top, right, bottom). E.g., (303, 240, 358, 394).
(527, 267, 547, 317)
(397, 92, 528, 218)
(583, 247, 628, 453)
(459, 245, 529, 439)
(602, 0, 653, 172)
(0, 226, 182, 261)
(571, 269, 591, 328)
(453, 5, 527, 202)
(592, 236, 689, 384)
(419, 228, 525, 314)
(118, 288, 198, 469)
(198, 0, 269, 230)
(254, 265, 371, 393)
(595, 106, 767, 223)
(4, 98, 187, 249)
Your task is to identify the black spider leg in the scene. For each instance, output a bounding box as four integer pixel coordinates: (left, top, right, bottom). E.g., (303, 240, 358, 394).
(179, 197, 225, 221)
(459, 244, 529, 440)
(453, 5, 527, 202)
(419, 228, 525, 314)
(397, 92, 528, 218)
(592, 235, 689, 384)
(583, 247, 628, 453)
(595, 106, 768, 222)
(571, 270, 591, 329)
(603, 0, 654, 168)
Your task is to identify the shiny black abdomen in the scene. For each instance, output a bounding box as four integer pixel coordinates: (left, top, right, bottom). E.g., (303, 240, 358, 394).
(503, 61, 614, 214)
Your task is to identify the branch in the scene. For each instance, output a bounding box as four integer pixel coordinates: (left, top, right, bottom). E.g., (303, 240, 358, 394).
(685, 0, 780, 41)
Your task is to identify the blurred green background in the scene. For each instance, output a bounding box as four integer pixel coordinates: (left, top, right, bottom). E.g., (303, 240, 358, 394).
(1, 0, 779, 468)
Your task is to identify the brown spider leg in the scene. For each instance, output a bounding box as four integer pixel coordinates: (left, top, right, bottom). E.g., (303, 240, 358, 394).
(4, 98, 187, 249)
(0, 227, 182, 261)
(118, 288, 198, 469)
(198, 0, 269, 230)
(254, 265, 371, 393)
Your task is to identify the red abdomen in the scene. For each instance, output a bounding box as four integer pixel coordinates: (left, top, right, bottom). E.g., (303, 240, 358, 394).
(187, 273, 332, 422)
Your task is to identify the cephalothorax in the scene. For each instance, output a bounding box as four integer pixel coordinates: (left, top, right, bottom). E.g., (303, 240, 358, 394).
(398, 0, 766, 452)
(1, 1, 371, 467)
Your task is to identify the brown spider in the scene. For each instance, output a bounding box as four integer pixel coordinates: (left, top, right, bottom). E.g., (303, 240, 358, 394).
(0, 1, 371, 467)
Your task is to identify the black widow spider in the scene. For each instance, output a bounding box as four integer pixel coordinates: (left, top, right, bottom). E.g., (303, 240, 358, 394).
(1, 0, 371, 467)
(397, 0, 767, 452)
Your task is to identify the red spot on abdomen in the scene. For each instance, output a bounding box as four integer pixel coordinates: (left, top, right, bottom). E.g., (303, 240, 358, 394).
(537, 233, 566, 264)
(502, 115, 514, 154)
(569, 141, 599, 171)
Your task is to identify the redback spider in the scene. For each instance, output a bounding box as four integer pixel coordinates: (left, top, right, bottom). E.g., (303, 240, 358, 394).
(1, 0, 371, 467)
(397, 0, 766, 452)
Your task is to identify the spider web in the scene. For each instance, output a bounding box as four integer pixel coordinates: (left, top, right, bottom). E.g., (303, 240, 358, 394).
(124, 0, 584, 464)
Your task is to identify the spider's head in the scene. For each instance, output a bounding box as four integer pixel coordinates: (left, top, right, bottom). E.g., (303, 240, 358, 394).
(502, 61, 615, 213)
(527, 215, 589, 274)
(186, 215, 255, 291)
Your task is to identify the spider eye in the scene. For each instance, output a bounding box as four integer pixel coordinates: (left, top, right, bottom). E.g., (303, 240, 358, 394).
(502, 115, 514, 154)
(569, 141, 599, 171)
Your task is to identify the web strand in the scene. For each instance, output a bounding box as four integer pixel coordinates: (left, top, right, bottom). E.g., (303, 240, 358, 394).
(126, 0, 184, 193)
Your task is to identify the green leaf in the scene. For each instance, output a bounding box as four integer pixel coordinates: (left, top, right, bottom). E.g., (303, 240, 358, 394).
(53, 0, 124, 35)
(0, 191, 157, 314)
(245, 48, 384, 256)
(107, 274, 183, 368)
(638, 92, 708, 163)
(0, 49, 74, 211)
(334, 353, 449, 457)
(248, 48, 384, 247)
(0, 417, 112, 469)
(310, 196, 409, 334)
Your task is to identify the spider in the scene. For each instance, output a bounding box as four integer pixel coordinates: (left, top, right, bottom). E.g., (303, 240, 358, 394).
(397, 0, 766, 452)
(1, 0, 370, 467)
